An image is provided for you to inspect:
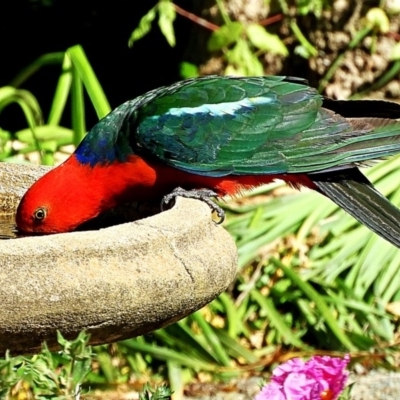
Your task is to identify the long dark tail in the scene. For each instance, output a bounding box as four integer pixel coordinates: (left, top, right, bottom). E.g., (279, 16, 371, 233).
(310, 168, 400, 248)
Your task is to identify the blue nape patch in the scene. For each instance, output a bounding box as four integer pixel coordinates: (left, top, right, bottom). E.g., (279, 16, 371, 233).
(75, 136, 121, 166)
(74, 103, 135, 166)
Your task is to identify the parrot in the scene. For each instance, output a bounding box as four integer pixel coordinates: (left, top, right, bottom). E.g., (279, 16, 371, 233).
(15, 75, 400, 247)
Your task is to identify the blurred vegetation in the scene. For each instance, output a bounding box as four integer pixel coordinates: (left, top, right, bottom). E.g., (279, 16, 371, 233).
(0, 332, 92, 399)
(2, 0, 400, 398)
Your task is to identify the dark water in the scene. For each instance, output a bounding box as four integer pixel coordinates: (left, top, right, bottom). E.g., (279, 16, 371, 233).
(0, 214, 17, 239)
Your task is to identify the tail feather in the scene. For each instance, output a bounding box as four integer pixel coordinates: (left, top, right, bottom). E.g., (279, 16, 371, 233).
(323, 98, 400, 119)
(310, 168, 400, 248)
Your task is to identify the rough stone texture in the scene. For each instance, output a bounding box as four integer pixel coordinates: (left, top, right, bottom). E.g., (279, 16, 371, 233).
(0, 163, 238, 355)
(349, 371, 400, 400)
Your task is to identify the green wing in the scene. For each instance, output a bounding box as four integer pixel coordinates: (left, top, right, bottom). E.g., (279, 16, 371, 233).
(133, 75, 400, 177)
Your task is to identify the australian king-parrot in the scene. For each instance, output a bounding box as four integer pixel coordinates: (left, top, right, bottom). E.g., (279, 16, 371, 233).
(15, 76, 400, 247)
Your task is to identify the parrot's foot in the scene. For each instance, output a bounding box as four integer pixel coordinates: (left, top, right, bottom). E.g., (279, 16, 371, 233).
(161, 187, 225, 224)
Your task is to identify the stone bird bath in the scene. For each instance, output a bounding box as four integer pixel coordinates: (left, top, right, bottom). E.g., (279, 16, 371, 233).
(0, 163, 238, 355)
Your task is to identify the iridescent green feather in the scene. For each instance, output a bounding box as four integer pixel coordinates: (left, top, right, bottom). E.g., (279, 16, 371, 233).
(133, 76, 400, 176)
(76, 76, 400, 175)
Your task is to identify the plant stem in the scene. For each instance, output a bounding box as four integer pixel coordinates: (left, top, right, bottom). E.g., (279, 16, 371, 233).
(277, 0, 317, 57)
(289, 19, 318, 56)
(71, 63, 86, 147)
(318, 26, 372, 93)
(215, 0, 232, 25)
(10, 53, 64, 87)
(172, 3, 219, 31)
(259, 13, 284, 26)
(350, 59, 400, 99)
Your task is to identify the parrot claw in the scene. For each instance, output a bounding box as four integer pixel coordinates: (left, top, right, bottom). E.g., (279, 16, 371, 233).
(161, 187, 225, 224)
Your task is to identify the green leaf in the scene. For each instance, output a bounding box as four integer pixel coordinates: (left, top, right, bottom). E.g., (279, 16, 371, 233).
(153, 325, 219, 364)
(47, 53, 73, 126)
(289, 20, 318, 57)
(128, 6, 157, 47)
(390, 42, 400, 60)
(0, 86, 18, 104)
(121, 339, 218, 371)
(180, 62, 199, 79)
(274, 259, 357, 350)
(0, 87, 43, 126)
(158, 0, 176, 47)
(10, 52, 64, 88)
(16, 126, 74, 146)
(166, 362, 181, 400)
(207, 22, 243, 51)
(191, 312, 231, 367)
(294, 44, 311, 58)
(71, 62, 86, 146)
(296, 0, 324, 17)
(0, 129, 12, 160)
(251, 289, 308, 349)
(217, 292, 242, 338)
(366, 7, 390, 33)
(226, 39, 264, 76)
(96, 351, 117, 383)
(67, 45, 111, 119)
(246, 23, 288, 56)
(215, 330, 259, 363)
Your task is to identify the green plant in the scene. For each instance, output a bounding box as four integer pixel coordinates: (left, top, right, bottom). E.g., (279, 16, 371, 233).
(139, 383, 173, 399)
(0, 331, 92, 399)
(129, 0, 290, 76)
(0, 45, 110, 165)
(128, 0, 176, 48)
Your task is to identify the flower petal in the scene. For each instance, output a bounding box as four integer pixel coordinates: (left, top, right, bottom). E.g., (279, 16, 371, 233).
(254, 381, 286, 400)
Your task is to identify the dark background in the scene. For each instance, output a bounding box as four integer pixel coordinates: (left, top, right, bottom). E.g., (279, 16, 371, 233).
(0, 0, 196, 130)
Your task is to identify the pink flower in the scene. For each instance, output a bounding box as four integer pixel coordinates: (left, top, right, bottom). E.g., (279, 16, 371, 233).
(255, 355, 350, 400)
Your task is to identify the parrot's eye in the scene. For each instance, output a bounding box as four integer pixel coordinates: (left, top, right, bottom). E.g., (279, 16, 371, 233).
(33, 207, 47, 221)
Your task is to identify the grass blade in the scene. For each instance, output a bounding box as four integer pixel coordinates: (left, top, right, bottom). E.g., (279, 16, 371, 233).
(67, 45, 111, 118)
(273, 258, 357, 351)
(251, 289, 308, 349)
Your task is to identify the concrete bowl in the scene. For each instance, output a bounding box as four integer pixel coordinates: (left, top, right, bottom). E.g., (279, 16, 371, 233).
(0, 163, 238, 355)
